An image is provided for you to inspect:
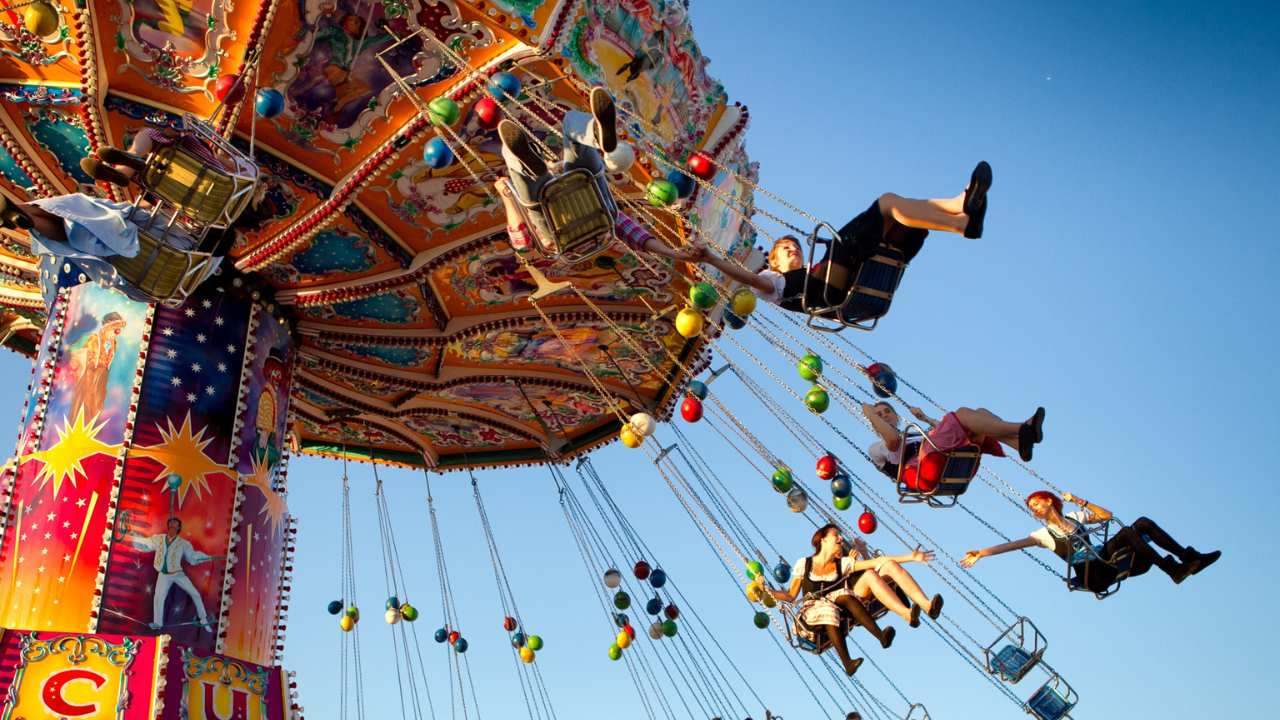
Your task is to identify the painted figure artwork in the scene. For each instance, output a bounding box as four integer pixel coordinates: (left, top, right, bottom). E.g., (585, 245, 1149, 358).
(129, 0, 218, 54)
(129, 515, 220, 630)
(66, 311, 126, 423)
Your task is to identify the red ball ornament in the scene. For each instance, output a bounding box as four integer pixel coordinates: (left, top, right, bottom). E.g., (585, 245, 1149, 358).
(214, 75, 246, 104)
(815, 454, 838, 480)
(680, 396, 703, 423)
(857, 511, 877, 534)
(502, 616, 517, 632)
(623, 623, 636, 639)
(448, 630, 460, 645)
(916, 452, 946, 493)
(633, 560, 651, 580)
(865, 362, 883, 376)
(474, 96, 501, 129)
(687, 152, 715, 181)
(664, 604, 679, 620)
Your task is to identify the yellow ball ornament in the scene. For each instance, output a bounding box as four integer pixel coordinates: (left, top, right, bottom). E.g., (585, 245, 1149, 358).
(620, 424, 643, 448)
(519, 647, 535, 663)
(339, 615, 355, 632)
(615, 630, 632, 649)
(731, 288, 757, 317)
(674, 308, 704, 338)
(24, 2, 59, 37)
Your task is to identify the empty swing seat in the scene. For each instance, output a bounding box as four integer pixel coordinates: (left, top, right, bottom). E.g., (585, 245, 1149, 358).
(989, 644, 1039, 684)
(984, 617, 1048, 685)
(1026, 684, 1075, 720)
(107, 232, 216, 302)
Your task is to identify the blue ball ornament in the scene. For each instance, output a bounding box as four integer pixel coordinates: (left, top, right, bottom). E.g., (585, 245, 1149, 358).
(423, 137, 454, 169)
(645, 597, 663, 615)
(831, 473, 852, 499)
(687, 380, 708, 400)
(666, 168, 695, 199)
(649, 568, 667, 589)
(614, 613, 630, 628)
(166, 474, 181, 490)
(255, 89, 284, 119)
(434, 628, 449, 643)
(327, 600, 343, 615)
(512, 631, 527, 648)
(454, 637, 469, 653)
(867, 363, 898, 399)
(772, 561, 791, 584)
(386, 596, 401, 610)
(488, 71, 522, 101)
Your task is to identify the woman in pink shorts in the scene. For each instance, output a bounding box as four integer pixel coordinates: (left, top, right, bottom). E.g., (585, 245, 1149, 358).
(862, 401, 1045, 483)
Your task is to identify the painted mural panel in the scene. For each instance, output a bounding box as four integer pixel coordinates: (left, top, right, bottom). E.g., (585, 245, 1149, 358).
(0, 631, 163, 720)
(164, 644, 287, 720)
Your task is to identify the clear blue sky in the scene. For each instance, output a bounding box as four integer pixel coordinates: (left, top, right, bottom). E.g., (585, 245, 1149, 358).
(4, 1, 1277, 718)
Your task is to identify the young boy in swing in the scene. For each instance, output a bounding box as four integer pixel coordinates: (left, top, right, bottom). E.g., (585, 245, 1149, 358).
(692, 162, 992, 313)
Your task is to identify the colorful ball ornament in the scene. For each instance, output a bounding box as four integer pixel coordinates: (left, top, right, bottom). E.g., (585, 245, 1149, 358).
(503, 616, 517, 632)
(680, 396, 703, 423)
(634, 560, 652, 580)
(512, 631, 526, 648)
(400, 603, 419, 622)
(686, 380, 709, 400)
(730, 288, 757, 317)
(688, 282, 718, 310)
(24, 2, 58, 37)
(213, 75, 246, 104)
(629, 413, 656, 438)
(423, 137, 454, 169)
(916, 452, 946, 493)
(648, 622, 664, 640)
(615, 630, 632, 649)
(858, 510, 878, 534)
(619, 424, 643, 448)
(385, 608, 401, 625)
(687, 152, 715, 181)
(448, 630, 460, 645)
(661, 619, 678, 637)
(830, 473, 852, 499)
(666, 168, 695, 198)
(664, 603, 679, 620)
(866, 362, 898, 399)
(723, 310, 746, 330)
(773, 561, 792, 584)
(648, 569, 667, 589)
(386, 596, 401, 610)
(745, 560, 764, 580)
(622, 623, 636, 639)
(344, 606, 360, 622)
(488, 71, 522, 101)
(753, 611, 770, 629)
(427, 96, 460, 126)
(327, 600, 343, 615)
(474, 96, 501, 129)
(613, 591, 631, 610)
(255, 89, 284, 119)
(454, 637, 469, 653)
(645, 179, 679, 207)
(608, 643, 622, 661)
(167, 474, 181, 490)
(527, 635, 544, 651)
(771, 467, 793, 493)
(833, 495, 853, 511)
(805, 386, 830, 414)
(519, 647, 535, 663)
(786, 487, 809, 513)
(613, 613, 629, 628)
(434, 628, 448, 643)
(815, 454, 838, 480)
(675, 308, 704, 338)
(797, 353, 823, 382)
(339, 615, 355, 632)
(645, 597, 663, 615)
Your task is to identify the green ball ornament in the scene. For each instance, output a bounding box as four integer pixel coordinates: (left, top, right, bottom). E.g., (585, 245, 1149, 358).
(804, 386, 830, 414)
(608, 643, 622, 660)
(344, 606, 360, 622)
(797, 353, 823, 382)
(746, 560, 764, 580)
(400, 603, 419, 622)
(661, 619, 678, 637)
(428, 96, 460, 126)
(613, 591, 631, 610)
(527, 635, 544, 651)
(833, 495, 853, 511)
(771, 467, 793, 493)
(646, 179, 679, 207)
(688, 282, 718, 310)
(753, 611, 770, 629)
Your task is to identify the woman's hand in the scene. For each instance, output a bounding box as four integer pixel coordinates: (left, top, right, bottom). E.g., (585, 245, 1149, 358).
(959, 550, 982, 569)
(1063, 492, 1084, 505)
(908, 406, 929, 421)
(909, 546, 935, 564)
(768, 588, 790, 602)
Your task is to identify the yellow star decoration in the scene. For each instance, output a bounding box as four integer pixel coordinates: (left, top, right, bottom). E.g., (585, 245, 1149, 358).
(241, 454, 287, 534)
(20, 409, 120, 498)
(130, 412, 230, 507)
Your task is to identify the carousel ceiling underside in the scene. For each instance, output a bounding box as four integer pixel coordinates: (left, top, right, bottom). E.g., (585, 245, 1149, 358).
(0, 0, 754, 469)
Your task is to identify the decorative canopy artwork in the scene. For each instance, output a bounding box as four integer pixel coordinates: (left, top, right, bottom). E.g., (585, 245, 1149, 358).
(0, 0, 754, 469)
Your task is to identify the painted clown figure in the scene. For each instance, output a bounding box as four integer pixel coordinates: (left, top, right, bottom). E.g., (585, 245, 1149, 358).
(252, 348, 287, 472)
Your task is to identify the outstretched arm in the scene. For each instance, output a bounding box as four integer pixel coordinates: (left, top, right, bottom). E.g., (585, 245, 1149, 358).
(860, 403, 902, 451)
(960, 537, 1039, 568)
(693, 244, 775, 294)
(907, 406, 939, 428)
(183, 543, 218, 566)
(1062, 492, 1113, 523)
(615, 212, 700, 261)
(129, 533, 155, 553)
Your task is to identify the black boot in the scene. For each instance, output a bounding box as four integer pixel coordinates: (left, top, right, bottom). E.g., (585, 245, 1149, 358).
(498, 120, 546, 179)
(589, 86, 617, 153)
(1158, 554, 1192, 584)
(1183, 547, 1221, 576)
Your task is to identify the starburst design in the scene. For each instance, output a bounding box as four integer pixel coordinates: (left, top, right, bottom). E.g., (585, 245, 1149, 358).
(20, 409, 120, 497)
(242, 454, 287, 534)
(130, 412, 230, 506)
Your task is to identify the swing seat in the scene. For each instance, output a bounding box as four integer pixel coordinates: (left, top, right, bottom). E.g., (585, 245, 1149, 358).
(896, 426, 981, 507)
(984, 616, 1047, 685)
(782, 581, 909, 655)
(802, 222, 908, 333)
(508, 168, 616, 266)
(1026, 684, 1074, 720)
(990, 645, 1038, 683)
(1064, 520, 1135, 599)
(107, 230, 217, 305)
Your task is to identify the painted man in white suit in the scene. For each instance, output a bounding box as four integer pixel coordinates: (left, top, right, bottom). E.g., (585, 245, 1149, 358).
(132, 517, 219, 631)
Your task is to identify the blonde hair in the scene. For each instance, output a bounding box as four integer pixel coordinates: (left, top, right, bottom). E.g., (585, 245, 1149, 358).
(768, 235, 802, 270)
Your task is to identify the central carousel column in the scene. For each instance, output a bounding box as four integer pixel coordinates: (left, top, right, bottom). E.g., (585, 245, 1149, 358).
(0, 268, 297, 718)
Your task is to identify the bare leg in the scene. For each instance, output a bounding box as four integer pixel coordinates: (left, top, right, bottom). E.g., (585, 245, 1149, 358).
(928, 192, 966, 215)
(878, 193, 967, 234)
(875, 560, 931, 610)
(853, 572, 912, 623)
(952, 407, 1023, 439)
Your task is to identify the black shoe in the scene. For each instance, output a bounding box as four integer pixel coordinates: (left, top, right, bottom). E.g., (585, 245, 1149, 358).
(962, 161, 992, 239)
(909, 604, 921, 628)
(1029, 406, 1045, 444)
(498, 120, 546, 178)
(927, 594, 944, 620)
(844, 656, 864, 676)
(1165, 556, 1193, 584)
(80, 157, 132, 187)
(589, 87, 618, 154)
(879, 626, 895, 650)
(1017, 422, 1035, 462)
(98, 146, 148, 173)
(1187, 548, 1221, 576)
(0, 196, 32, 231)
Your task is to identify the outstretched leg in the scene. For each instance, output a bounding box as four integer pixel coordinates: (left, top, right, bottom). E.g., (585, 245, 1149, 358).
(822, 624, 863, 676)
(874, 560, 941, 618)
(878, 193, 968, 234)
(851, 572, 912, 625)
(834, 593, 893, 649)
(0, 197, 67, 244)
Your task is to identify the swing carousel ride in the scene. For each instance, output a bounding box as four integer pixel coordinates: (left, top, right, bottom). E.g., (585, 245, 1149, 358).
(0, 1, 1174, 719)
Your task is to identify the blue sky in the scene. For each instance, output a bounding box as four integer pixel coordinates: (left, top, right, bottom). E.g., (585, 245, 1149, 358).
(3, 1, 1277, 718)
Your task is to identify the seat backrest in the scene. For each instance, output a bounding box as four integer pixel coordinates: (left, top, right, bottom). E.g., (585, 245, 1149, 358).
(142, 145, 244, 227)
(990, 644, 1034, 683)
(1027, 684, 1074, 720)
(842, 247, 906, 323)
(539, 168, 613, 258)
